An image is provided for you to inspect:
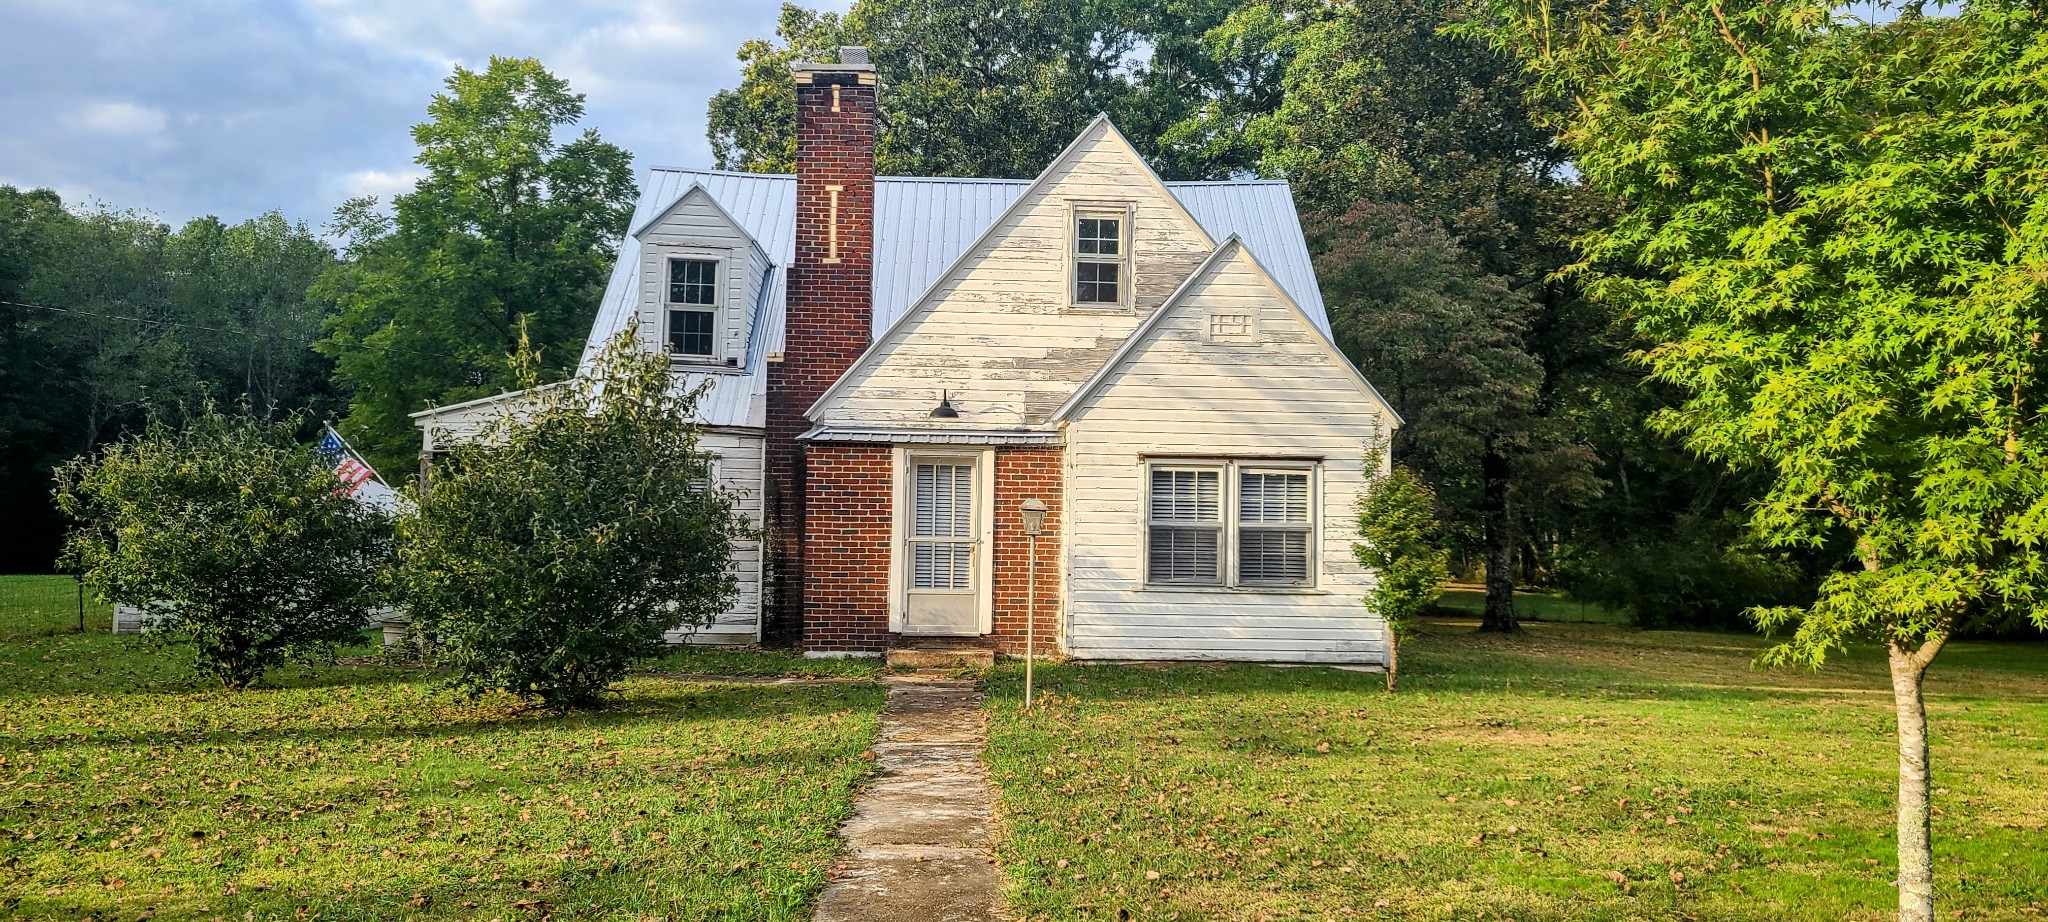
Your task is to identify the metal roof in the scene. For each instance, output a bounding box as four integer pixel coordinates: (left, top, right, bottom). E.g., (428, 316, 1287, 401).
(579, 166, 1328, 432)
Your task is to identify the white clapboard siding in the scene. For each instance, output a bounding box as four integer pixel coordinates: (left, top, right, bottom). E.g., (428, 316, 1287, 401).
(664, 429, 766, 644)
(1061, 242, 1396, 665)
(812, 117, 1217, 430)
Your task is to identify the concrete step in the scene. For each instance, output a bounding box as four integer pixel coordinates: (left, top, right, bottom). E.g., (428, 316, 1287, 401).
(885, 645, 995, 670)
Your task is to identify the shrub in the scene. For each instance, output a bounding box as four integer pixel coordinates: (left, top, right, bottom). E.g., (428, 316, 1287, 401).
(395, 332, 747, 710)
(54, 407, 392, 688)
(1355, 465, 1449, 690)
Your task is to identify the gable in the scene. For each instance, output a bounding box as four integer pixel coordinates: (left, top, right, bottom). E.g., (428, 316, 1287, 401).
(1053, 238, 1399, 427)
(809, 116, 1219, 430)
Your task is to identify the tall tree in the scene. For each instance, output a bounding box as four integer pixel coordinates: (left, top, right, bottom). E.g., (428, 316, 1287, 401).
(317, 56, 635, 477)
(707, 0, 1250, 179)
(1183, 0, 1611, 630)
(1479, 1, 2048, 918)
(166, 213, 339, 417)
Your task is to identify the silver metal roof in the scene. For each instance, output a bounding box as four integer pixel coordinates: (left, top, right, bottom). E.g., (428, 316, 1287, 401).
(580, 167, 1329, 432)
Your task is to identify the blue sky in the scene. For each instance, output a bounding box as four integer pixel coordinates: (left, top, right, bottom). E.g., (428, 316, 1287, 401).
(0, 0, 847, 231)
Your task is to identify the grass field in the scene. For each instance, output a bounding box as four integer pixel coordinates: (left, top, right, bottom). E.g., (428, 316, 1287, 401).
(985, 618, 2048, 921)
(0, 599, 886, 921)
(1436, 586, 1630, 624)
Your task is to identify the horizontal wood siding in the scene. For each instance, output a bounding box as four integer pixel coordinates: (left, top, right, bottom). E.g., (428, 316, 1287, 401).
(814, 123, 1214, 429)
(1064, 248, 1392, 664)
(664, 430, 766, 643)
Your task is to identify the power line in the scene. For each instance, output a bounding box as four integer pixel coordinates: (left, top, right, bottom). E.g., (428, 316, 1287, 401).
(0, 298, 464, 361)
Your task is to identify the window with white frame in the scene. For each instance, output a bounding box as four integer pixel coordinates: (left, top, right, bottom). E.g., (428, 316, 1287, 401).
(1073, 211, 1127, 306)
(666, 258, 719, 358)
(1146, 462, 1316, 589)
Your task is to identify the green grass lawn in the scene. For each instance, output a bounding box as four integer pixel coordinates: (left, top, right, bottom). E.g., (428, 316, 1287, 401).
(985, 619, 2048, 921)
(0, 604, 885, 920)
(1436, 586, 1630, 624)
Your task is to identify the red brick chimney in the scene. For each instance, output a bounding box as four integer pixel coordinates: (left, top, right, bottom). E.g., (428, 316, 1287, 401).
(764, 46, 877, 646)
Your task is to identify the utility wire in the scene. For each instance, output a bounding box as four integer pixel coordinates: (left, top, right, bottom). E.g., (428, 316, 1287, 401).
(0, 298, 464, 361)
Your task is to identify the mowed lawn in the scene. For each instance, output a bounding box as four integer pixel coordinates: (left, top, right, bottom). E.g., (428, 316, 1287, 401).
(985, 618, 2048, 921)
(0, 592, 885, 921)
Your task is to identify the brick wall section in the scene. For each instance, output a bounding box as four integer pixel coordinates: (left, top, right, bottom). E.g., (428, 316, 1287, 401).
(802, 444, 893, 653)
(989, 447, 1064, 656)
(764, 65, 877, 646)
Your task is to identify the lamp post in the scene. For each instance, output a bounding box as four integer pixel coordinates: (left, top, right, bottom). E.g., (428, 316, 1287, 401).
(1019, 497, 1048, 710)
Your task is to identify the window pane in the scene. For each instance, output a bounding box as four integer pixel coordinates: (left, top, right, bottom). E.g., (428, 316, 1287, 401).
(668, 308, 714, 356)
(1150, 469, 1220, 523)
(669, 259, 718, 305)
(1149, 526, 1220, 583)
(1239, 529, 1310, 585)
(1093, 219, 1119, 255)
(1240, 472, 1310, 524)
(913, 463, 973, 537)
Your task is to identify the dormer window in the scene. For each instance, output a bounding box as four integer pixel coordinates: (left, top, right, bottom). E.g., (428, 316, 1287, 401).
(667, 258, 719, 358)
(1073, 210, 1128, 307)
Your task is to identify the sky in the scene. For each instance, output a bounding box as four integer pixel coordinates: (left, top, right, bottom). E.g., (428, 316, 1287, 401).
(0, 0, 849, 231)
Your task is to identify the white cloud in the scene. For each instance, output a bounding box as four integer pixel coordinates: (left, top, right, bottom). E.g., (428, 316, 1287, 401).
(74, 101, 167, 135)
(335, 167, 424, 200)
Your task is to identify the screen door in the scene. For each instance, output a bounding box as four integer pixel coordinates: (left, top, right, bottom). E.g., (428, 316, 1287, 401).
(903, 456, 981, 634)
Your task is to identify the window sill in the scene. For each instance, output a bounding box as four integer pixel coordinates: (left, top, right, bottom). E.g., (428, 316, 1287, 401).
(1139, 584, 1328, 596)
(667, 356, 745, 374)
(1062, 305, 1131, 315)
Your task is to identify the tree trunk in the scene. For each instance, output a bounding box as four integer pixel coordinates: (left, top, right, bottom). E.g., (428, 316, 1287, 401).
(1385, 634, 1399, 693)
(1889, 634, 1947, 922)
(1480, 439, 1519, 633)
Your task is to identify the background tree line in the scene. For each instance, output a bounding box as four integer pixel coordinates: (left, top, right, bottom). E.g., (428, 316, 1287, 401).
(0, 57, 633, 570)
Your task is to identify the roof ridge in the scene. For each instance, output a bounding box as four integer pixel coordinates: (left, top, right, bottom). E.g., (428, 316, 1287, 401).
(644, 165, 1289, 189)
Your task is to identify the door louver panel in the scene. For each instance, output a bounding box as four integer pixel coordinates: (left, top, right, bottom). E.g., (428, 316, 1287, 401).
(911, 463, 975, 591)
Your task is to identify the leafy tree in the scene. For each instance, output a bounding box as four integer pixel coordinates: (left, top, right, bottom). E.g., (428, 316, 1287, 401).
(166, 213, 340, 417)
(394, 330, 747, 710)
(1477, 1, 2048, 917)
(1180, 0, 1624, 632)
(54, 405, 391, 688)
(318, 57, 636, 477)
(1314, 204, 1547, 632)
(707, 0, 1250, 179)
(0, 190, 341, 571)
(1355, 463, 1451, 690)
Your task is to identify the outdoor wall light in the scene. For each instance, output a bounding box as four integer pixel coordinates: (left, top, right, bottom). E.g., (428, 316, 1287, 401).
(930, 389, 960, 418)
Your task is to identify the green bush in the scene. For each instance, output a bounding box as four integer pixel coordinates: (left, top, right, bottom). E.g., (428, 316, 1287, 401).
(1355, 465, 1449, 690)
(395, 333, 747, 710)
(54, 407, 392, 688)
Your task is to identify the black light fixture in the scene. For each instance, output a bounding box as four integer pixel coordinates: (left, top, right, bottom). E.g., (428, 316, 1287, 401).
(931, 389, 960, 418)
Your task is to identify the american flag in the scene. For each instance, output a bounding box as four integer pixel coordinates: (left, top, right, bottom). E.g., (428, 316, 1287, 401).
(320, 425, 380, 496)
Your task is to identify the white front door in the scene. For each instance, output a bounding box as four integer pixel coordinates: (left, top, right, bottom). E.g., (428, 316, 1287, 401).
(902, 455, 983, 635)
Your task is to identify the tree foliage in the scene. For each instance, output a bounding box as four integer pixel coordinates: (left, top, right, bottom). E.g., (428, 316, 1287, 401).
(0, 188, 337, 570)
(317, 57, 636, 477)
(707, 0, 1252, 179)
(1355, 464, 1450, 690)
(394, 330, 747, 710)
(53, 405, 391, 688)
(1476, 0, 2048, 916)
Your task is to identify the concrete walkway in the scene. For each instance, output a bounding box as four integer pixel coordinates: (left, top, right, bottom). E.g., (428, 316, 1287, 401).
(813, 673, 1001, 922)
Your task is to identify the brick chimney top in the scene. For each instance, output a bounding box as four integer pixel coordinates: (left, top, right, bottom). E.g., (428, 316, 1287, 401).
(792, 46, 875, 81)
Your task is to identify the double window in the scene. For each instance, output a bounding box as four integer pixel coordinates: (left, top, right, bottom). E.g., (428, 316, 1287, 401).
(1073, 211, 1127, 306)
(667, 258, 719, 358)
(1146, 462, 1316, 588)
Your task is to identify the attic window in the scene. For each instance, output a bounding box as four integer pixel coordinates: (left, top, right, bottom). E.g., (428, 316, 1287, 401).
(1073, 211, 1127, 306)
(667, 258, 719, 358)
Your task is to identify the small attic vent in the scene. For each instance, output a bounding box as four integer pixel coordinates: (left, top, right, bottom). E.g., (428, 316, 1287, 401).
(838, 46, 870, 66)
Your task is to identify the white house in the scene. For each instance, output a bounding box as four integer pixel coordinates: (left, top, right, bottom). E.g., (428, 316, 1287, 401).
(415, 48, 1401, 663)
